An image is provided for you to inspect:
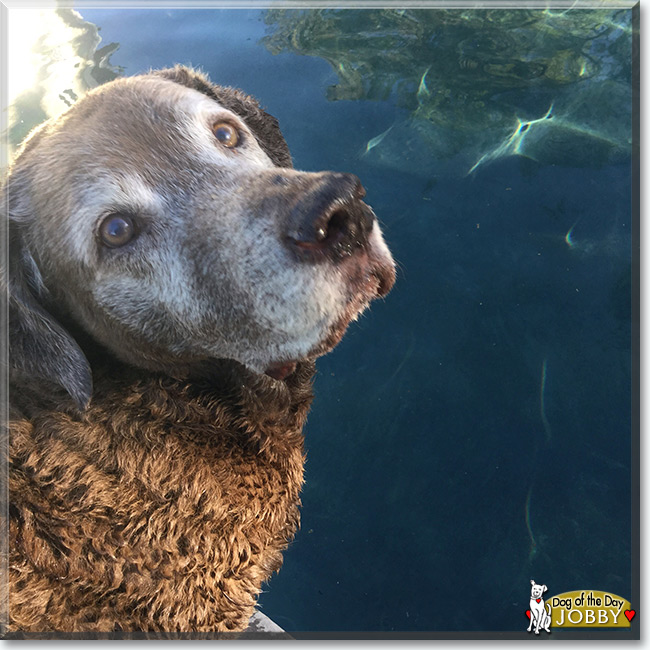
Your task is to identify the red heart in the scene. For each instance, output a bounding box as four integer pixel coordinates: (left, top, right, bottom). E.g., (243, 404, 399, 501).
(536, 598, 541, 603)
(526, 610, 531, 619)
(624, 610, 636, 622)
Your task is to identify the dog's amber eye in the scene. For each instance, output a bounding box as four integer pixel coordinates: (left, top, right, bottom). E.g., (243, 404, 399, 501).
(212, 122, 239, 148)
(99, 214, 135, 248)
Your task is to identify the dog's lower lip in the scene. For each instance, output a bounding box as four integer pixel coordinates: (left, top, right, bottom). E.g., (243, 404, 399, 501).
(374, 264, 396, 297)
(264, 361, 298, 381)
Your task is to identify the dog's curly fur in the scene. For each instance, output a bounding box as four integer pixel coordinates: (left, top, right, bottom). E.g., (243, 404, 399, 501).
(9, 356, 313, 634)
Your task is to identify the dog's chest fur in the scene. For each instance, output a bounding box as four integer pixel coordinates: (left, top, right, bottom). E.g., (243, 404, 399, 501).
(8, 361, 314, 634)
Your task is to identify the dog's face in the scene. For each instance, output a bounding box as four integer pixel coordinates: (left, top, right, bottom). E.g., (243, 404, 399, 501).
(6, 67, 395, 407)
(530, 582, 547, 599)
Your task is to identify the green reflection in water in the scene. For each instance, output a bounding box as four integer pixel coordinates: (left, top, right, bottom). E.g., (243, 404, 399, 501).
(262, 8, 633, 176)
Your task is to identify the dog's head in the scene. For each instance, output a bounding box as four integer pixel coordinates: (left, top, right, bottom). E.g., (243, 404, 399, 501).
(530, 580, 548, 599)
(5, 66, 395, 409)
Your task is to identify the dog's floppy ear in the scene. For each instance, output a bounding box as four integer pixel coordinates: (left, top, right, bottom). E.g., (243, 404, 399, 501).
(152, 65, 294, 169)
(7, 217, 92, 410)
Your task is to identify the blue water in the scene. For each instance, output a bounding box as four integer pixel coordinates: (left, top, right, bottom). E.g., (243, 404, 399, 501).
(25, 6, 635, 634)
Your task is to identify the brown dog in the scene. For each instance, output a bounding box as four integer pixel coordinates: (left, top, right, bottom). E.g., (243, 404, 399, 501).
(5, 66, 395, 635)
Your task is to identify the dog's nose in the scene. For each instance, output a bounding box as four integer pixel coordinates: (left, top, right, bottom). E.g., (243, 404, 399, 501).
(285, 173, 375, 261)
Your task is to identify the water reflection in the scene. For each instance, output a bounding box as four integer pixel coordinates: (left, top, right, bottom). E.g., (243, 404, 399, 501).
(262, 8, 633, 177)
(6, 8, 121, 155)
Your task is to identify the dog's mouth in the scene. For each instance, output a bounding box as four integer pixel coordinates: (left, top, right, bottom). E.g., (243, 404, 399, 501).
(263, 231, 396, 383)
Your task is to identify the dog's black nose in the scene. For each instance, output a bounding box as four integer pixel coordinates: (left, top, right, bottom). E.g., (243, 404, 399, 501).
(286, 173, 375, 261)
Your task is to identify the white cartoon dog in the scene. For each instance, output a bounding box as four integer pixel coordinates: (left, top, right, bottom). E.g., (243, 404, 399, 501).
(528, 580, 552, 634)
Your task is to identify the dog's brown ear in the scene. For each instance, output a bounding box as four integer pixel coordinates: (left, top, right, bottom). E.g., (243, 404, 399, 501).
(152, 65, 294, 169)
(6, 217, 92, 410)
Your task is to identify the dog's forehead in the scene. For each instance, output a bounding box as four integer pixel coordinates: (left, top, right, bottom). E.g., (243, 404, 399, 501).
(90, 76, 237, 128)
(40, 75, 271, 175)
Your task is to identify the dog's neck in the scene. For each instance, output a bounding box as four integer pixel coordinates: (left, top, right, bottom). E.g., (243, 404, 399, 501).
(12, 311, 317, 446)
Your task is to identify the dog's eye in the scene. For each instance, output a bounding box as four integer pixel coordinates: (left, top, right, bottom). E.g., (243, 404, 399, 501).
(212, 122, 239, 149)
(99, 214, 135, 248)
